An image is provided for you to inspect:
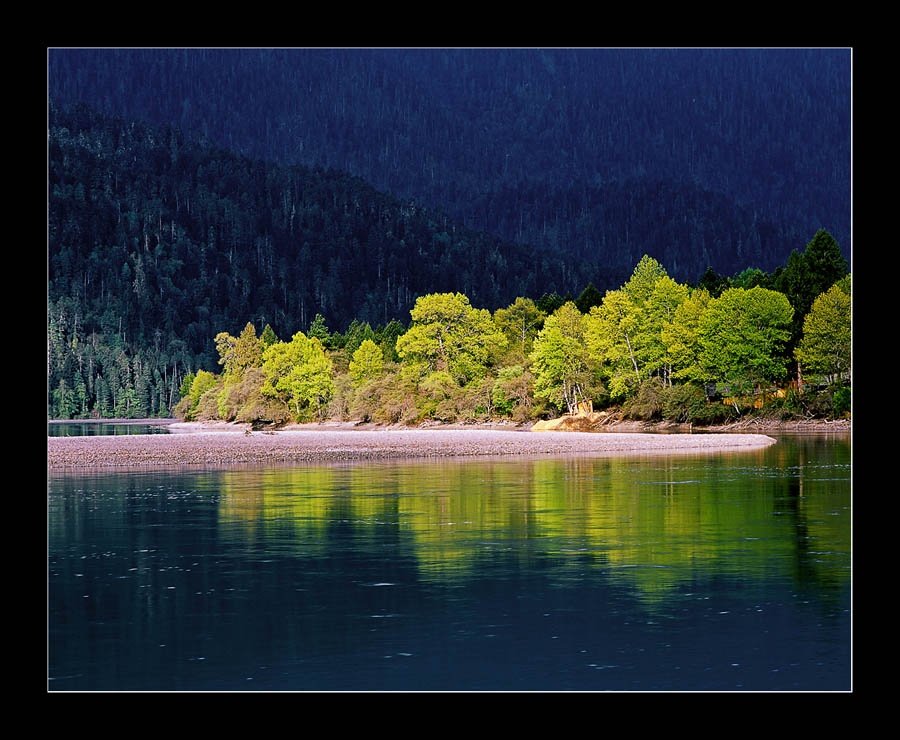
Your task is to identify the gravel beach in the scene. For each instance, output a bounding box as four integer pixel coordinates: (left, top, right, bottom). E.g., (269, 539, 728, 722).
(48, 427, 778, 469)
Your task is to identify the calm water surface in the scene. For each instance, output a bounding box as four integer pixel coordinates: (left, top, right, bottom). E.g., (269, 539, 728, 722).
(48, 432, 851, 691)
(48, 421, 174, 437)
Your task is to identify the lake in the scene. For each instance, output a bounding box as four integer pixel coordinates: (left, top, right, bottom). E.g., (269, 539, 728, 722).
(48, 430, 851, 691)
(48, 420, 175, 437)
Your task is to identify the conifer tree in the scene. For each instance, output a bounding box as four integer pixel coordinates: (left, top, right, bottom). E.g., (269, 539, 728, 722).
(260, 324, 278, 350)
(575, 283, 604, 314)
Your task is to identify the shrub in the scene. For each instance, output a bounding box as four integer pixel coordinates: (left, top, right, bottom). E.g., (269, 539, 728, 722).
(661, 383, 706, 423)
(194, 386, 223, 421)
(623, 378, 666, 420)
(326, 373, 355, 421)
(775, 389, 806, 420)
(660, 382, 736, 425)
(833, 385, 851, 417)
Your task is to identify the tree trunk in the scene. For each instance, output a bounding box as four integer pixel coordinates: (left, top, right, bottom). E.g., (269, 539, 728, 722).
(621, 327, 640, 382)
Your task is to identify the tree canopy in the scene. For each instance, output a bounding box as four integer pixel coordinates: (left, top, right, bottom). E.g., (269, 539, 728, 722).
(795, 279, 851, 382)
(261, 331, 335, 420)
(530, 302, 598, 414)
(698, 286, 795, 394)
(396, 292, 507, 385)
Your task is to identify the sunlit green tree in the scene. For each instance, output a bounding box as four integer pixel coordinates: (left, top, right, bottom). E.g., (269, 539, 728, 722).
(795, 280, 851, 384)
(660, 287, 712, 384)
(174, 368, 219, 421)
(639, 275, 690, 385)
(189, 370, 219, 409)
(624, 255, 669, 303)
(261, 331, 335, 420)
(396, 292, 507, 385)
(493, 296, 545, 359)
(584, 289, 641, 399)
(349, 338, 384, 387)
(530, 302, 597, 414)
(698, 286, 794, 407)
(584, 256, 684, 398)
(215, 322, 263, 380)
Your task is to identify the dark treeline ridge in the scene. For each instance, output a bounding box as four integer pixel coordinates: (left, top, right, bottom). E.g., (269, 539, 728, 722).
(48, 48, 850, 279)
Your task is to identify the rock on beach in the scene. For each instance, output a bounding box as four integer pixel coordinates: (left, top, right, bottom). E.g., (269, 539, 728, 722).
(48, 427, 778, 470)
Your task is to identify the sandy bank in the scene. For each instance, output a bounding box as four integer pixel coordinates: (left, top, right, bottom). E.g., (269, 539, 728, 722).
(48, 427, 777, 470)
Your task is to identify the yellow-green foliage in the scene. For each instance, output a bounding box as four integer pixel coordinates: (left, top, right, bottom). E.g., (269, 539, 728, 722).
(261, 331, 335, 421)
(795, 280, 851, 381)
(349, 339, 384, 387)
(698, 286, 794, 388)
(190, 255, 849, 425)
(215, 323, 264, 380)
(396, 292, 507, 384)
(530, 301, 595, 413)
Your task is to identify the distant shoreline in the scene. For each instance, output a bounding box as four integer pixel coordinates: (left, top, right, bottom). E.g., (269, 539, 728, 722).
(47, 416, 850, 434)
(48, 424, 784, 470)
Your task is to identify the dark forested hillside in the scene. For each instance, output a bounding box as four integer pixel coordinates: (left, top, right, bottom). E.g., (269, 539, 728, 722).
(48, 48, 851, 275)
(49, 100, 592, 337)
(48, 100, 604, 417)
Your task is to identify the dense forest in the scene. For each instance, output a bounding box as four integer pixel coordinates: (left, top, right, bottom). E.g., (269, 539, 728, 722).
(48, 49, 850, 280)
(47, 100, 602, 418)
(47, 48, 851, 421)
(172, 250, 850, 430)
(48, 97, 849, 423)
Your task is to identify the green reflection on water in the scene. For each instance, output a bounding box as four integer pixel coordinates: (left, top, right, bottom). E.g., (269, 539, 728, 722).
(214, 434, 850, 606)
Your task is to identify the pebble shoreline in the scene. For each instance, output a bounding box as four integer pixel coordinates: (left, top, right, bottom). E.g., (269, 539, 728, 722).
(48, 428, 778, 470)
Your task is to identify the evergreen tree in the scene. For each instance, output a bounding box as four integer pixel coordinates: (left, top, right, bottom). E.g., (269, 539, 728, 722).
(308, 314, 332, 348)
(215, 322, 264, 380)
(260, 324, 278, 350)
(575, 282, 604, 314)
(774, 230, 849, 354)
(536, 292, 566, 316)
(804, 230, 849, 295)
(95, 375, 112, 418)
(696, 267, 731, 297)
(53, 378, 76, 419)
(377, 319, 406, 363)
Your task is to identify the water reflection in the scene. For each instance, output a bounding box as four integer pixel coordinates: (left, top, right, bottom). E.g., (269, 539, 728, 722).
(48, 433, 850, 690)
(210, 441, 849, 608)
(48, 421, 174, 436)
